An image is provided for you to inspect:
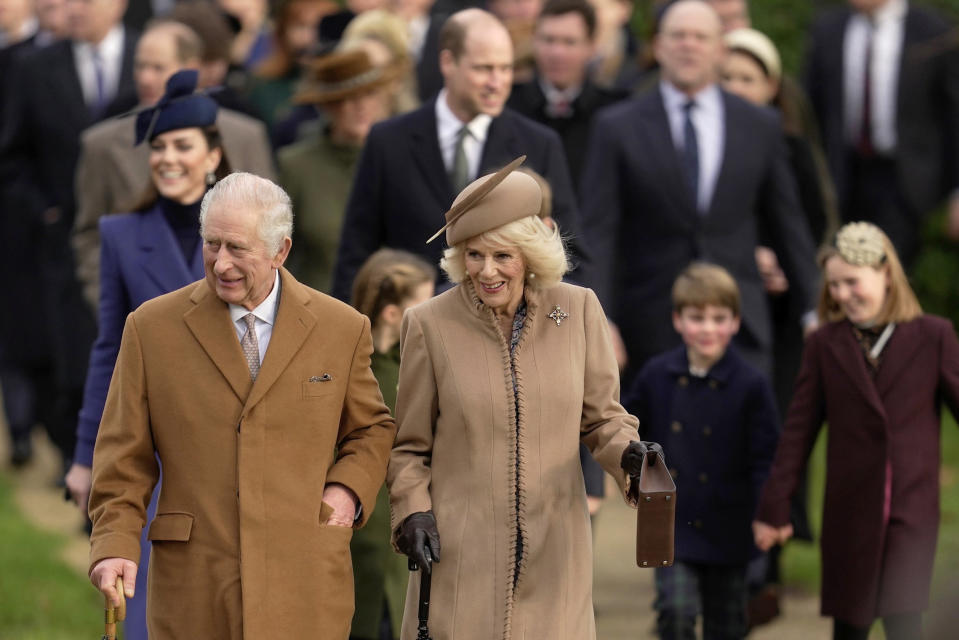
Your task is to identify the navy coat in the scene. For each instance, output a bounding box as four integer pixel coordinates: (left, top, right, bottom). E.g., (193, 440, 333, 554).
(75, 203, 204, 465)
(330, 100, 584, 301)
(626, 345, 779, 565)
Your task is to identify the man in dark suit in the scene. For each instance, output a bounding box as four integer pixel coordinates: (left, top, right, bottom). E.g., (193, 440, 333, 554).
(507, 0, 627, 192)
(0, 0, 135, 469)
(805, 0, 959, 265)
(330, 7, 582, 301)
(580, 0, 818, 381)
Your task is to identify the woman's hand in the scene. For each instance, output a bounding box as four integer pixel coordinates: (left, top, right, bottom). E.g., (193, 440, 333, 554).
(396, 511, 441, 573)
(620, 441, 665, 477)
(752, 520, 793, 551)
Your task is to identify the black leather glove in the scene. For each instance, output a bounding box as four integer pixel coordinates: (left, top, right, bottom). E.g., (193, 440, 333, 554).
(620, 440, 665, 477)
(395, 511, 441, 573)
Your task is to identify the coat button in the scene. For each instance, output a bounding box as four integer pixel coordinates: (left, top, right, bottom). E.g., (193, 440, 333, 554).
(678, 376, 689, 387)
(698, 472, 708, 484)
(693, 519, 703, 529)
(702, 426, 712, 436)
(709, 380, 718, 390)
(671, 421, 682, 433)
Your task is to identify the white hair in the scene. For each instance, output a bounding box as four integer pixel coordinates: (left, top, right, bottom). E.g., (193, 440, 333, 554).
(199, 172, 293, 255)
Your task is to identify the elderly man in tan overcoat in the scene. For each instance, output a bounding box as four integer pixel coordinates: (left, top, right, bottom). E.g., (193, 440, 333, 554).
(87, 172, 396, 638)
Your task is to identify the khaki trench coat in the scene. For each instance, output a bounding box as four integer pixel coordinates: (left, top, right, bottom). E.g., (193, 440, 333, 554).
(88, 267, 396, 638)
(388, 282, 639, 640)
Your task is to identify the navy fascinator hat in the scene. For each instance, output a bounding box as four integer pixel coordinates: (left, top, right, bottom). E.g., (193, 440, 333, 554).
(134, 70, 218, 145)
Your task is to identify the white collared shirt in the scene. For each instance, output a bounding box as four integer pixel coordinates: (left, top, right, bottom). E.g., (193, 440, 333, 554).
(73, 24, 125, 110)
(435, 89, 493, 184)
(229, 270, 281, 364)
(843, 0, 906, 154)
(660, 81, 725, 212)
(539, 78, 582, 117)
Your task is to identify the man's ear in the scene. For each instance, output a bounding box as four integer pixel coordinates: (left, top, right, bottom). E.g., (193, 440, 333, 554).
(379, 303, 402, 328)
(273, 236, 293, 268)
(671, 310, 683, 334)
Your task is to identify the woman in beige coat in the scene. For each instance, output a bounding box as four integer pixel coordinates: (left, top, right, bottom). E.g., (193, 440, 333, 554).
(388, 159, 659, 639)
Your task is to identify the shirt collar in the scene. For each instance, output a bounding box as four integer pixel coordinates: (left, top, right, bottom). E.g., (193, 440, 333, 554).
(660, 79, 721, 112)
(75, 23, 124, 56)
(663, 343, 737, 385)
(864, 0, 908, 24)
(229, 269, 281, 327)
(435, 89, 493, 144)
(538, 78, 582, 105)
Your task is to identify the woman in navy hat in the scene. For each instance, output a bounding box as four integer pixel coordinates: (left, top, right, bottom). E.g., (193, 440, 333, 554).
(65, 69, 230, 640)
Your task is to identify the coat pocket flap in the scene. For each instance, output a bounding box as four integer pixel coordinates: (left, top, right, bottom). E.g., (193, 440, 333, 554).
(147, 512, 195, 542)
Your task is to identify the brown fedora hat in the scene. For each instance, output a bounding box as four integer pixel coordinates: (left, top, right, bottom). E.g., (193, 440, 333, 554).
(293, 49, 393, 105)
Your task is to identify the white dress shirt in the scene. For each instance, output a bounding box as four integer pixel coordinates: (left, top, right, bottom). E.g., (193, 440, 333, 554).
(435, 89, 493, 184)
(229, 270, 281, 364)
(73, 24, 125, 111)
(539, 78, 582, 118)
(843, 0, 906, 154)
(661, 81, 725, 213)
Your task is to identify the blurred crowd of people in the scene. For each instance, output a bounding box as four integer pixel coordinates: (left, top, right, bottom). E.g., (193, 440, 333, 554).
(2, 0, 958, 639)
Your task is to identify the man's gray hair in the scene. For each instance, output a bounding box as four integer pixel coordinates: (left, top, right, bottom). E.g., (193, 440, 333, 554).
(200, 173, 293, 255)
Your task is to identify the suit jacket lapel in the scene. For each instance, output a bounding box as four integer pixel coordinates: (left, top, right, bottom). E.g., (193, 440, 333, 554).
(138, 204, 200, 291)
(184, 284, 252, 402)
(243, 268, 317, 411)
(640, 90, 697, 220)
(826, 323, 886, 418)
(54, 43, 90, 130)
(705, 93, 740, 221)
(875, 320, 924, 398)
(409, 102, 454, 205)
(118, 28, 137, 97)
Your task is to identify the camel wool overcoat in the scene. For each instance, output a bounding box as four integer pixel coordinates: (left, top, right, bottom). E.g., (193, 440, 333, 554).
(88, 267, 396, 638)
(388, 281, 640, 640)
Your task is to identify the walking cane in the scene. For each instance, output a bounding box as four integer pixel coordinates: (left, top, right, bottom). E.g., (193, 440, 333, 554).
(408, 548, 434, 640)
(103, 576, 127, 640)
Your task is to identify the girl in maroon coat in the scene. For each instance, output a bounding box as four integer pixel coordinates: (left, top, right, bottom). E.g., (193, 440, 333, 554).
(753, 221, 959, 640)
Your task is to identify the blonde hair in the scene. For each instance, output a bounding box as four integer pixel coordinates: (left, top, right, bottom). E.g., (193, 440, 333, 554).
(351, 249, 436, 328)
(816, 225, 922, 325)
(440, 215, 569, 291)
(672, 262, 741, 316)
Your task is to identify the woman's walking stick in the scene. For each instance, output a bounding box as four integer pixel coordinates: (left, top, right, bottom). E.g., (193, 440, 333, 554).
(103, 576, 126, 640)
(408, 548, 433, 640)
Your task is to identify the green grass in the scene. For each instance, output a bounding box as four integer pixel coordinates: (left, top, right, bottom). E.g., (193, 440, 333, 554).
(0, 474, 102, 639)
(781, 412, 959, 598)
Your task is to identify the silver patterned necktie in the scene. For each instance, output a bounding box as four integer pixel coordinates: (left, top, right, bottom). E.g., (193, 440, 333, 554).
(450, 126, 472, 194)
(241, 313, 260, 380)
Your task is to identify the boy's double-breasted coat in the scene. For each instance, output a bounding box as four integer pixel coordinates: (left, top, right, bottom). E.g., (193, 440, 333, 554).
(88, 267, 396, 638)
(388, 282, 639, 640)
(757, 316, 959, 625)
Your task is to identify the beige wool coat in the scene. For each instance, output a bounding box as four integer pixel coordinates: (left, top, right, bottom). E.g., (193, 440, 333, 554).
(88, 267, 396, 639)
(388, 281, 640, 640)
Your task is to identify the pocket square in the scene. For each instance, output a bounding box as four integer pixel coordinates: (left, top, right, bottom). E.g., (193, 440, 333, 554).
(309, 374, 333, 382)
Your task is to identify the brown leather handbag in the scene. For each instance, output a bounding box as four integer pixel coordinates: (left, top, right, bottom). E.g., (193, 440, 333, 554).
(635, 450, 676, 568)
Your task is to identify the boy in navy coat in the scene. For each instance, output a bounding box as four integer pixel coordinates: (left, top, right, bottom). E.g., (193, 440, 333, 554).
(625, 262, 780, 639)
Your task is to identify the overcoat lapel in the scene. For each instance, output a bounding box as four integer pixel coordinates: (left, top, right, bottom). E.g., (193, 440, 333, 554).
(640, 90, 697, 220)
(875, 321, 924, 398)
(184, 283, 252, 403)
(243, 268, 316, 411)
(138, 205, 200, 291)
(409, 103, 454, 205)
(827, 323, 886, 418)
(51, 44, 90, 131)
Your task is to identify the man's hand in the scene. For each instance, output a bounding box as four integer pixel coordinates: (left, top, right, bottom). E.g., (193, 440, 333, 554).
(321, 483, 358, 527)
(755, 246, 789, 295)
(90, 558, 137, 608)
(395, 511, 441, 573)
(65, 463, 92, 510)
(752, 520, 793, 552)
(620, 440, 665, 477)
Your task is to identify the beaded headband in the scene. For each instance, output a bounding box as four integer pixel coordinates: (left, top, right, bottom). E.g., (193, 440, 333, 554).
(834, 222, 886, 267)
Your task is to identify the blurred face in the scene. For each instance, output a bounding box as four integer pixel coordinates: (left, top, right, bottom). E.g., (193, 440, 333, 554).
(202, 204, 291, 310)
(135, 29, 199, 106)
(390, 0, 433, 21)
(707, 0, 749, 32)
(217, 0, 266, 29)
(464, 236, 526, 316)
(672, 304, 740, 369)
(720, 50, 776, 106)
(149, 128, 222, 205)
(824, 256, 889, 326)
(0, 0, 33, 34)
(441, 20, 514, 121)
(325, 87, 391, 145)
(282, 1, 324, 60)
(66, 0, 125, 44)
(35, 0, 68, 37)
(655, 1, 724, 95)
(848, 0, 890, 16)
(489, 0, 543, 22)
(534, 12, 593, 90)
